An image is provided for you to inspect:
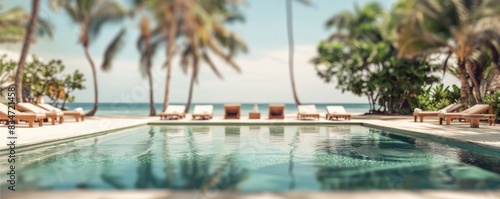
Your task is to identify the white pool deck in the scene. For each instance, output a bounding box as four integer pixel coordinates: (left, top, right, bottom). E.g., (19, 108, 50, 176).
(1, 113, 499, 199)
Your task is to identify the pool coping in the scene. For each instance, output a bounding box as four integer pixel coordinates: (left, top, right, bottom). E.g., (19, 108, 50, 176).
(2, 190, 500, 199)
(0, 124, 147, 155)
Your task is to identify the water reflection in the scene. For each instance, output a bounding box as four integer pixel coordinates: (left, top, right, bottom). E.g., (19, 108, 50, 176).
(249, 126, 261, 132)
(299, 126, 319, 134)
(7, 125, 500, 191)
(459, 150, 500, 174)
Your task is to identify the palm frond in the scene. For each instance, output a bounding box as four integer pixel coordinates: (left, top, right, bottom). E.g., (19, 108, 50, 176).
(88, 1, 127, 41)
(101, 28, 126, 71)
(201, 50, 224, 80)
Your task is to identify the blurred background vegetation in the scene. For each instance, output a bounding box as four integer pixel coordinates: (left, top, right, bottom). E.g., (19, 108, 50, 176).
(0, 0, 499, 118)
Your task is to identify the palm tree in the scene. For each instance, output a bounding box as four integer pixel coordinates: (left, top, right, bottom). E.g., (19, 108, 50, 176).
(51, 0, 127, 116)
(1, 4, 52, 103)
(138, 0, 246, 113)
(136, 0, 182, 112)
(179, 0, 247, 113)
(161, 0, 179, 113)
(137, 17, 163, 116)
(396, 0, 500, 107)
(14, 0, 40, 103)
(285, 0, 311, 106)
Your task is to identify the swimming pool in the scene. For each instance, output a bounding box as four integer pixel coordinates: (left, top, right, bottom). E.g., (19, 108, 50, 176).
(3, 125, 500, 191)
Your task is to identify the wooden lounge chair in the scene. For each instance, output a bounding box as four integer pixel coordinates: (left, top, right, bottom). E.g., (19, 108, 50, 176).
(438, 104, 493, 125)
(224, 104, 241, 119)
(268, 104, 284, 119)
(159, 105, 186, 120)
(463, 114, 496, 128)
(37, 103, 85, 122)
(17, 103, 64, 125)
(0, 103, 45, 127)
(192, 105, 213, 120)
(297, 105, 319, 120)
(326, 106, 351, 120)
(413, 103, 463, 122)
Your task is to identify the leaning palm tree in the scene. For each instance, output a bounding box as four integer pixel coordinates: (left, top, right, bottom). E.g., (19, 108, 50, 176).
(14, 0, 40, 103)
(1, 4, 52, 102)
(50, 0, 127, 116)
(285, 0, 311, 106)
(396, 0, 500, 107)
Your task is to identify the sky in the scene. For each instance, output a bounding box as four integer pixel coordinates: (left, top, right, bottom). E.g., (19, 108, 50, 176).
(0, 0, 459, 104)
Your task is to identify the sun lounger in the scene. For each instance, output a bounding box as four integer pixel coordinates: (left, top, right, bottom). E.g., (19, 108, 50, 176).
(192, 105, 213, 120)
(17, 103, 64, 125)
(326, 106, 351, 120)
(268, 104, 284, 119)
(297, 105, 319, 120)
(37, 103, 85, 122)
(438, 104, 493, 125)
(159, 105, 186, 120)
(413, 103, 463, 122)
(224, 104, 241, 119)
(0, 103, 45, 127)
(463, 114, 496, 128)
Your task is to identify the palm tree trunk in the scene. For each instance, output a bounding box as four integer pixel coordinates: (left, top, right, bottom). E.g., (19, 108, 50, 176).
(286, 0, 301, 106)
(466, 61, 482, 103)
(162, 55, 173, 112)
(14, 0, 40, 103)
(144, 33, 156, 116)
(162, 13, 179, 112)
(458, 61, 470, 108)
(147, 67, 156, 116)
(84, 46, 99, 116)
(184, 58, 198, 114)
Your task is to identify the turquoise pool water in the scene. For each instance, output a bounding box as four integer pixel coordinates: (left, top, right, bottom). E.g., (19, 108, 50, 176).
(3, 125, 500, 191)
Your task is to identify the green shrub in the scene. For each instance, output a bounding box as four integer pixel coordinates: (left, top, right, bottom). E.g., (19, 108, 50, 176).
(484, 91, 500, 121)
(412, 84, 459, 111)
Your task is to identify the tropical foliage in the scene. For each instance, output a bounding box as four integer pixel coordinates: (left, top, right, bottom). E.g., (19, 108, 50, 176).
(0, 54, 85, 108)
(21, 56, 85, 108)
(0, 5, 52, 43)
(412, 84, 461, 111)
(395, 0, 500, 107)
(314, 2, 440, 114)
(0, 55, 16, 87)
(484, 91, 500, 121)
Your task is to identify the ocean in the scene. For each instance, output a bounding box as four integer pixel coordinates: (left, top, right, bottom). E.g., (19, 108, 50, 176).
(62, 103, 371, 116)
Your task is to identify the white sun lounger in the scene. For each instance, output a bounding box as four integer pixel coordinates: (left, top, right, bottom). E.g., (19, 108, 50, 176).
(192, 105, 213, 120)
(297, 105, 320, 120)
(159, 105, 186, 120)
(326, 106, 351, 120)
